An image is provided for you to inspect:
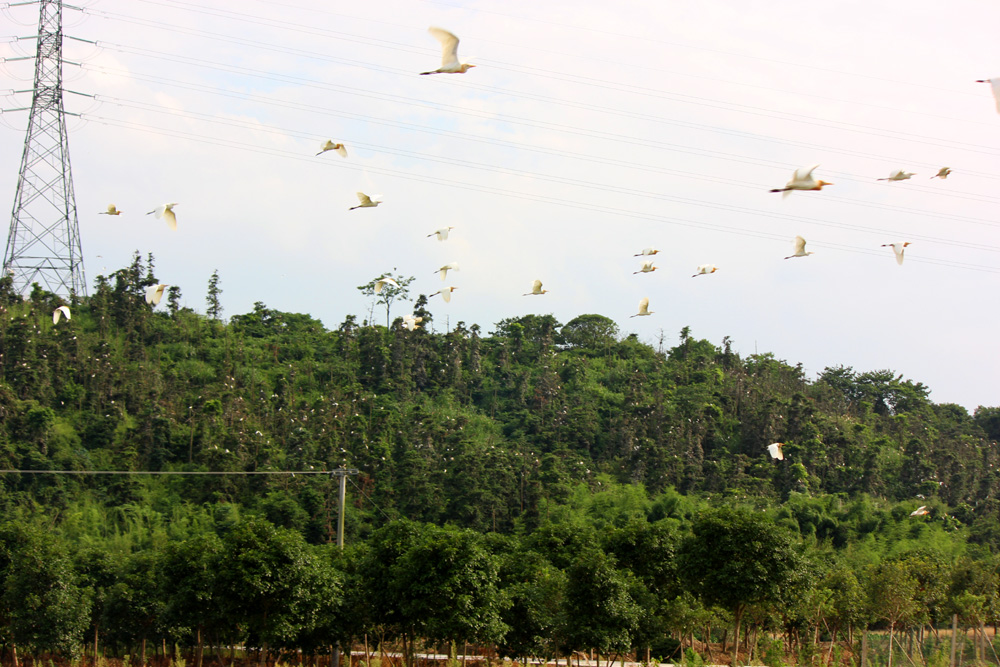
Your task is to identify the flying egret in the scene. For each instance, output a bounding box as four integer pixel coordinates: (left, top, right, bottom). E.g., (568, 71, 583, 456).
(910, 506, 929, 517)
(403, 314, 423, 331)
(634, 247, 659, 257)
(350, 192, 382, 210)
(99, 204, 121, 216)
(52, 305, 71, 324)
(147, 203, 178, 230)
(430, 286, 458, 303)
(931, 167, 952, 179)
(317, 140, 348, 157)
(630, 297, 652, 318)
(374, 277, 399, 294)
(881, 242, 911, 266)
(523, 279, 547, 296)
(767, 442, 784, 461)
(633, 260, 657, 274)
(427, 226, 455, 241)
(976, 79, 1000, 113)
(145, 283, 169, 306)
(436, 262, 459, 281)
(878, 169, 915, 181)
(420, 27, 475, 75)
(784, 235, 814, 260)
(770, 165, 833, 197)
(692, 264, 718, 277)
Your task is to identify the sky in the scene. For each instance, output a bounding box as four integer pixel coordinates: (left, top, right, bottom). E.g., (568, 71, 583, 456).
(1, 0, 999, 410)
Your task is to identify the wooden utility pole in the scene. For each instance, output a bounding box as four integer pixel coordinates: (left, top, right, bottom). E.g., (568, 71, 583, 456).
(331, 469, 358, 667)
(951, 614, 958, 667)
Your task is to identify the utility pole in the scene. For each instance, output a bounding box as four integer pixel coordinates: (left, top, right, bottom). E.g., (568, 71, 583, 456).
(331, 468, 358, 667)
(3, 0, 86, 297)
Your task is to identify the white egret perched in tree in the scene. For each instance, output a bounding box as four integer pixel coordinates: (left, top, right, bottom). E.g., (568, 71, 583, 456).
(52, 306, 70, 324)
(317, 140, 348, 157)
(374, 277, 399, 294)
(99, 204, 121, 216)
(910, 506, 929, 517)
(784, 235, 814, 260)
(430, 286, 458, 302)
(523, 279, 547, 296)
(931, 167, 952, 179)
(427, 226, 455, 241)
(420, 27, 475, 75)
(147, 203, 178, 230)
(633, 260, 657, 274)
(976, 78, 1000, 113)
(630, 297, 652, 318)
(770, 165, 833, 197)
(145, 284, 169, 306)
(881, 242, 911, 265)
(634, 247, 659, 257)
(878, 169, 915, 181)
(350, 192, 382, 210)
(436, 262, 459, 281)
(692, 264, 718, 277)
(767, 442, 784, 461)
(403, 314, 423, 331)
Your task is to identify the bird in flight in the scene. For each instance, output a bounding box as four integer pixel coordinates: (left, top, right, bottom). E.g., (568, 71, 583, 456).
(99, 204, 121, 216)
(882, 242, 911, 266)
(428, 226, 455, 241)
(145, 284, 169, 306)
(430, 286, 458, 303)
(909, 506, 929, 517)
(770, 165, 833, 197)
(634, 260, 657, 274)
(931, 167, 952, 179)
(634, 247, 659, 257)
(630, 297, 652, 318)
(436, 262, 460, 281)
(403, 314, 423, 331)
(52, 305, 70, 324)
(350, 192, 382, 210)
(523, 279, 547, 296)
(421, 27, 475, 75)
(692, 264, 718, 277)
(784, 235, 814, 260)
(374, 277, 399, 294)
(767, 442, 784, 461)
(878, 169, 915, 182)
(147, 203, 178, 230)
(976, 78, 1000, 113)
(317, 140, 348, 157)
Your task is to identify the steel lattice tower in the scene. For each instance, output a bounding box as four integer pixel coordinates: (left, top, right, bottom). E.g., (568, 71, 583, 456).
(2, 0, 85, 297)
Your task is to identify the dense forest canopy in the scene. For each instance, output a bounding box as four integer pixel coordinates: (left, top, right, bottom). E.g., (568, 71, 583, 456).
(0, 254, 999, 665)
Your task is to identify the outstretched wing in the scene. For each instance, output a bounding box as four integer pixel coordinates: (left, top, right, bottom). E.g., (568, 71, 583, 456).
(429, 27, 460, 69)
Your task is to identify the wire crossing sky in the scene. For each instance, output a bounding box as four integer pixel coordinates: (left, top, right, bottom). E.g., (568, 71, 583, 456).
(1, 0, 998, 409)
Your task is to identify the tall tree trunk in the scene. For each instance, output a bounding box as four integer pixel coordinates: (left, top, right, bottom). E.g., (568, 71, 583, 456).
(196, 626, 204, 667)
(732, 605, 744, 667)
(950, 616, 957, 667)
(11, 643, 17, 667)
(888, 624, 895, 667)
(142, 637, 148, 667)
(94, 626, 100, 667)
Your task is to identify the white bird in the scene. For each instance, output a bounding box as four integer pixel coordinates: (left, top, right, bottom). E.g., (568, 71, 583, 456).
(878, 169, 915, 182)
(317, 140, 348, 157)
(420, 27, 475, 75)
(350, 192, 382, 210)
(881, 242, 911, 266)
(403, 314, 423, 331)
(767, 442, 784, 460)
(634, 247, 659, 257)
(784, 235, 814, 260)
(52, 305, 71, 324)
(436, 262, 459, 281)
(930, 167, 951, 179)
(633, 260, 657, 274)
(692, 264, 718, 277)
(99, 204, 121, 216)
(374, 277, 399, 294)
(430, 286, 458, 303)
(910, 505, 929, 517)
(523, 279, 547, 296)
(630, 297, 652, 318)
(147, 203, 178, 230)
(976, 78, 1000, 114)
(770, 165, 833, 197)
(145, 283, 169, 306)
(427, 226, 455, 241)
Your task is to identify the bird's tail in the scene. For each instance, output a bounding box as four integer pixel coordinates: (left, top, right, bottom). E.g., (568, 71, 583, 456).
(419, 71, 435, 75)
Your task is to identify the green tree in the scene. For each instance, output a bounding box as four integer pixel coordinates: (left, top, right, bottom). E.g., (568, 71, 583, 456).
(206, 269, 223, 320)
(357, 270, 415, 328)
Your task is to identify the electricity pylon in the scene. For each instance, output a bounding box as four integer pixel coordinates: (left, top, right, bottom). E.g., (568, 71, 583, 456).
(2, 0, 85, 297)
